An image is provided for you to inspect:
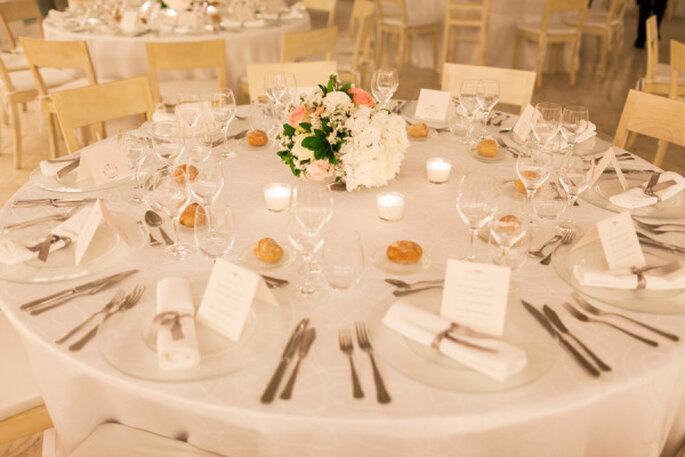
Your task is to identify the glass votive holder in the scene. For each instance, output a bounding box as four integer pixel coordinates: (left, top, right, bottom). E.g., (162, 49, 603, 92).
(263, 183, 291, 212)
(426, 158, 452, 183)
(376, 192, 405, 221)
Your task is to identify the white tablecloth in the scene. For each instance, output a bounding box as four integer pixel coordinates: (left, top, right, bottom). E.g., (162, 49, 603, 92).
(43, 17, 310, 92)
(2, 115, 685, 457)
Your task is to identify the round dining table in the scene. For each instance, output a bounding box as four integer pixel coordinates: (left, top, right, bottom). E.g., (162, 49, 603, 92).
(42, 15, 310, 92)
(1, 109, 685, 457)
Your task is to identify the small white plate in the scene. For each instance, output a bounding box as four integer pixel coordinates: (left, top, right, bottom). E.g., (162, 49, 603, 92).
(238, 239, 296, 271)
(371, 246, 431, 276)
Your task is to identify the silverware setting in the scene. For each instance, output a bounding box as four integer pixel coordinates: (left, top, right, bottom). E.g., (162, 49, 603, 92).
(20, 269, 139, 315)
(261, 318, 309, 403)
(56, 158, 81, 178)
(280, 328, 316, 400)
(633, 218, 685, 234)
(637, 232, 685, 255)
(540, 229, 576, 265)
(562, 302, 658, 347)
(572, 292, 679, 342)
(550, 181, 579, 206)
(144, 210, 174, 246)
(495, 136, 520, 157)
(260, 274, 290, 289)
(529, 234, 562, 258)
(355, 321, 391, 404)
(385, 278, 444, 289)
(55, 289, 127, 344)
(1, 207, 80, 233)
(12, 197, 97, 208)
(338, 328, 364, 399)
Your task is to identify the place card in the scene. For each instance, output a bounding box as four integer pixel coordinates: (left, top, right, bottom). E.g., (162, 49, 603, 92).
(197, 259, 279, 341)
(440, 259, 511, 336)
(588, 146, 627, 190)
(119, 10, 140, 32)
(414, 89, 451, 122)
(76, 142, 131, 187)
(511, 104, 538, 143)
(74, 200, 130, 265)
(596, 211, 646, 270)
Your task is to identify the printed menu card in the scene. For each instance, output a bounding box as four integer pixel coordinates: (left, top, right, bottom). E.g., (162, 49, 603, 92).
(574, 211, 646, 270)
(440, 260, 511, 336)
(414, 89, 451, 122)
(77, 141, 131, 187)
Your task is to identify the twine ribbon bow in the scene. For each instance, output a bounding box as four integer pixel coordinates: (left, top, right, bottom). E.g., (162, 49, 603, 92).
(431, 322, 498, 353)
(26, 235, 72, 262)
(150, 311, 194, 341)
(630, 262, 682, 289)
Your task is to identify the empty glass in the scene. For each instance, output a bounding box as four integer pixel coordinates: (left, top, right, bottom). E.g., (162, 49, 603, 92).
(448, 97, 471, 142)
(371, 68, 399, 108)
(177, 93, 202, 135)
(456, 174, 498, 261)
(321, 229, 364, 290)
(188, 156, 224, 206)
(531, 179, 568, 225)
(516, 149, 552, 204)
(490, 205, 529, 260)
(118, 130, 146, 204)
(532, 102, 562, 149)
(150, 166, 193, 259)
(558, 154, 595, 231)
(249, 98, 275, 135)
(210, 89, 237, 158)
(459, 79, 480, 144)
(560, 105, 590, 150)
(194, 205, 234, 261)
(151, 121, 180, 164)
(476, 79, 500, 136)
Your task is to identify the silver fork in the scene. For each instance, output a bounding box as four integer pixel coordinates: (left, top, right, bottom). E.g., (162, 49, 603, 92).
(528, 234, 562, 258)
(54, 290, 127, 344)
(562, 302, 658, 347)
(355, 321, 391, 404)
(540, 230, 576, 265)
(338, 328, 364, 399)
(68, 285, 146, 351)
(1, 207, 79, 233)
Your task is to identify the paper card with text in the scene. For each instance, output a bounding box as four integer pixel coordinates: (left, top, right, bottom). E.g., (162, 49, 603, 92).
(119, 10, 140, 32)
(77, 142, 131, 187)
(414, 89, 451, 122)
(512, 104, 538, 143)
(197, 259, 279, 341)
(588, 147, 627, 190)
(74, 200, 130, 265)
(596, 211, 646, 270)
(440, 260, 511, 336)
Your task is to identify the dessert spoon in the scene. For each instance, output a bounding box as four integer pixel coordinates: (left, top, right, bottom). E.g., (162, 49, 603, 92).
(144, 210, 173, 246)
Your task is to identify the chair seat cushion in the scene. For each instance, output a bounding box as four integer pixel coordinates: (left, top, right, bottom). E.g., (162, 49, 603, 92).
(518, 22, 577, 35)
(159, 79, 220, 101)
(1, 52, 29, 71)
(0, 313, 42, 421)
(651, 63, 685, 84)
(70, 423, 222, 457)
(1, 68, 76, 93)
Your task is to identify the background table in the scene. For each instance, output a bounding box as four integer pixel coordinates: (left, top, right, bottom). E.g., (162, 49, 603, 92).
(43, 16, 310, 92)
(2, 115, 685, 457)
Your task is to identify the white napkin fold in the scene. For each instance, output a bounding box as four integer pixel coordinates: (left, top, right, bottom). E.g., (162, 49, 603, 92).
(573, 263, 685, 290)
(155, 278, 200, 371)
(609, 171, 685, 209)
(40, 158, 78, 177)
(0, 207, 90, 265)
(382, 301, 527, 382)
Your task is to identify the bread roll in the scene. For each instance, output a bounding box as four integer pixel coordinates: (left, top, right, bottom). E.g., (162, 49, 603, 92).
(386, 240, 423, 264)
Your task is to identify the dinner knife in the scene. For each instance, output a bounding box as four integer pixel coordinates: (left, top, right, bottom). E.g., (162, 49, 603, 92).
(521, 300, 600, 377)
(261, 318, 309, 403)
(637, 232, 685, 255)
(56, 158, 80, 178)
(20, 269, 139, 312)
(12, 198, 97, 208)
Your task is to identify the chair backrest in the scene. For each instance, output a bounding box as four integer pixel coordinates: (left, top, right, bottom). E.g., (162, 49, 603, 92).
(375, 0, 408, 27)
(282, 26, 338, 62)
(669, 39, 685, 99)
(441, 63, 536, 114)
(145, 39, 227, 103)
(645, 15, 659, 80)
(606, 0, 628, 24)
(303, 0, 337, 27)
(351, 1, 375, 73)
(0, 53, 18, 93)
(540, 0, 587, 34)
(0, 0, 42, 51)
(444, 0, 490, 30)
(246, 61, 338, 101)
(50, 77, 155, 153)
(19, 37, 97, 97)
(614, 89, 685, 153)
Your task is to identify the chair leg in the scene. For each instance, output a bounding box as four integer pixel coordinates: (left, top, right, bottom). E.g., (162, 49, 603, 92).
(46, 111, 59, 159)
(10, 102, 21, 169)
(653, 140, 668, 167)
(440, 26, 450, 71)
(535, 36, 547, 87)
(569, 35, 580, 86)
(513, 33, 522, 69)
(598, 33, 608, 76)
(432, 30, 439, 72)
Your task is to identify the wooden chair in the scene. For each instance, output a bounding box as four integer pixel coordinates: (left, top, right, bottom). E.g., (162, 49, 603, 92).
(440, 0, 490, 69)
(513, 0, 587, 87)
(671, 39, 685, 100)
(614, 90, 685, 168)
(441, 63, 536, 114)
(0, 312, 53, 444)
(246, 61, 338, 101)
(0, 0, 43, 71)
(638, 16, 685, 96)
(145, 39, 227, 104)
(303, 0, 337, 27)
(20, 36, 101, 159)
(339, 0, 375, 86)
(282, 26, 338, 62)
(574, 0, 627, 75)
(50, 77, 154, 154)
(374, 0, 440, 73)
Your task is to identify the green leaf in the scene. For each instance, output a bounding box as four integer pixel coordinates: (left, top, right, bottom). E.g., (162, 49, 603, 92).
(327, 78, 334, 92)
(299, 122, 312, 133)
(283, 124, 295, 136)
(314, 129, 326, 140)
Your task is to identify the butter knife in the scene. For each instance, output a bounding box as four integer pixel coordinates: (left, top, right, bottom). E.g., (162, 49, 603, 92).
(12, 198, 97, 208)
(521, 300, 600, 377)
(637, 232, 685, 255)
(280, 327, 316, 399)
(56, 158, 80, 178)
(261, 318, 309, 403)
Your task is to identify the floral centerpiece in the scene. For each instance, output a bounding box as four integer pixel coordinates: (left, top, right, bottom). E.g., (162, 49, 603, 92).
(277, 75, 409, 191)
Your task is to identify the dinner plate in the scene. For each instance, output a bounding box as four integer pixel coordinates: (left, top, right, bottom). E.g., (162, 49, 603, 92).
(238, 239, 296, 271)
(582, 174, 685, 219)
(0, 211, 146, 283)
(98, 293, 290, 382)
(30, 167, 134, 194)
(371, 247, 431, 275)
(553, 238, 685, 314)
(507, 131, 612, 156)
(367, 289, 558, 393)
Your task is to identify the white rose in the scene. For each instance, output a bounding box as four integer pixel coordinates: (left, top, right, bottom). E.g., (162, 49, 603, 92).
(291, 135, 314, 163)
(323, 91, 353, 113)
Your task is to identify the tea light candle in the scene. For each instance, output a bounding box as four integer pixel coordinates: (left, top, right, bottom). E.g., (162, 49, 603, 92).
(376, 192, 405, 221)
(263, 183, 292, 212)
(426, 158, 452, 183)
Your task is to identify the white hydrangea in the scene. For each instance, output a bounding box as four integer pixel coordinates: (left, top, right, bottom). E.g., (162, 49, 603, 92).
(290, 134, 314, 163)
(323, 91, 353, 113)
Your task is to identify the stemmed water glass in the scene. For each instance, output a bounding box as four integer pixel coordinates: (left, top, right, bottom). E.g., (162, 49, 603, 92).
(560, 105, 590, 151)
(558, 154, 595, 232)
(151, 121, 181, 165)
(188, 156, 224, 206)
(150, 166, 193, 259)
(288, 182, 334, 295)
(371, 68, 399, 108)
(194, 205, 234, 261)
(456, 174, 498, 261)
(210, 89, 237, 158)
(321, 229, 365, 290)
(265, 71, 287, 106)
(476, 79, 500, 137)
(516, 148, 552, 220)
(532, 102, 562, 150)
(118, 130, 146, 204)
(177, 93, 202, 138)
(458, 79, 480, 144)
(489, 204, 529, 264)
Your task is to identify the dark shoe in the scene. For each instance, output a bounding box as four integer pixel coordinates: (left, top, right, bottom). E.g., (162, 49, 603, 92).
(634, 39, 645, 49)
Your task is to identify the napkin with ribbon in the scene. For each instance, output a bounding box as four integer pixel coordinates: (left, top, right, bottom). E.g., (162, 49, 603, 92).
(609, 171, 685, 209)
(0, 207, 90, 265)
(153, 277, 200, 370)
(573, 262, 685, 290)
(382, 301, 527, 382)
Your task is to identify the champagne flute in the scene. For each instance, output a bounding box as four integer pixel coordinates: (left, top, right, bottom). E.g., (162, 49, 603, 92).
(532, 102, 562, 150)
(118, 130, 146, 204)
(150, 166, 193, 259)
(210, 89, 237, 158)
(560, 105, 590, 150)
(456, 175, 497, 261)
(371, 68, 399, 108)
(194, 205, 234, 261)
(558, 154, 595, 232)
(459, 79, 480, 144)
(476, 79, 500, 136)
(321, 229, 365, 290)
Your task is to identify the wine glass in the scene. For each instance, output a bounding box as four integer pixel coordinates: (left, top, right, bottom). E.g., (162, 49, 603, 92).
(490, 205, 529, 261)
(177, 93, 202, 136)
(459, 79, 480, 144)
(151, 121, 180, 165)
(194, 205, 234, 261)
(560, 105, 590, 150)
(150, 166, 193, 259)
(321, 229, 365, 290)
(476, 79, 500, 136)
(448, 97, 471, 143)
(558, 154, 595, 232)
(264, 71, 287, 106)
(531, 179, 568, 226)
(371, 68, 399, 108)
(118, 130, 146, 204)
(188, 156, 224, 206)
(532, 102, 562, 150)
(210, 89, 237, 158)
(516, 149, 552, 207)
(455, 174, 498, 261)
(249, 97, 275, 134)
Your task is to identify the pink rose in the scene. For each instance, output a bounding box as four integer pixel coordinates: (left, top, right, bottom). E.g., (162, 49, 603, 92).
(347, 88, 374, 108)
(305, 159, 334, 181)
(288, 106, 309, 128)
(314, 106, 324, 116)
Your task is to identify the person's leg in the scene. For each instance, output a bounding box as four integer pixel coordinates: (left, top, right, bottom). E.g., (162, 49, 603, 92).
(635, 0, 652, 48)
(654, 0, 668, 29)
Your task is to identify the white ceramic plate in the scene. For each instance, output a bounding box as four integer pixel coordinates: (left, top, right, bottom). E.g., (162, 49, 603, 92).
(30, 167, 134, 194)
(371, 246, 431, 276)
(238, 239, 296, 271)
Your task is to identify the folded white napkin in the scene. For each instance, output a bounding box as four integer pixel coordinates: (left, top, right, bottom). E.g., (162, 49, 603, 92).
(573, 263, 685, 290)
(243, 19, 266, 28)
(609, 171, 685, 209)
(575, 121, 597, 144)
(382, 301, 527, 382)
(0, 206, 90, 265)
(155, 278, 200, 371)
(40, 158, 78, 177)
